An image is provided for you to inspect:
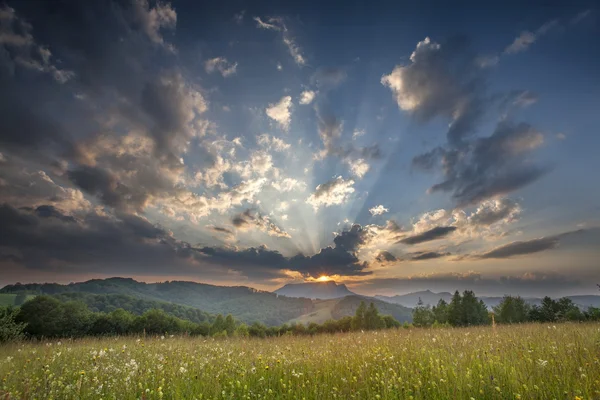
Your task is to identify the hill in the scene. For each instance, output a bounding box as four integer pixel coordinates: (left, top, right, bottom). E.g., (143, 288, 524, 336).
(0, 278, 314, 326)
(376, 290, 452, 308)
(275, 281, 355, 299)
(375, 291, 600, 310)
(288, 295, 412, 325)
(51, 292, 215, 325)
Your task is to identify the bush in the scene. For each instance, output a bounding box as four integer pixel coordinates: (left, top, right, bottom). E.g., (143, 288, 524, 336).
(0, 307, 26, 342)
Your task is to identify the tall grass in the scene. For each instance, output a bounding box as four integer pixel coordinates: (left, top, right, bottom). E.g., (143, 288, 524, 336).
(1, 323, 599, 399)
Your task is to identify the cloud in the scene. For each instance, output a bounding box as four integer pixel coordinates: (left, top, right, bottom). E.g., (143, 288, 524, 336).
(306, 176, 355, 210)
(357, 271, 584, 297)
(473, 230, 583, 259)
(254, 16, 306, 66)
(399, 226, 457, 245)
(408, 251, 450, 261)
(0, 203, 220, 276)
(231, 208, 290, 238)
(132, 0, 177, 50)
(347, 158, 370, 178)
(257, 134, 290, 152)
(369, 205, 389, 216)
(314, 106, 381, 171)
(511, 90, 539, 108)
(204, 57, 237, 77)
(140, 71, 208, 161)
(571, 10, 591, 24)
(253, 16, 281, 31)
(197, 224, 372, 279)
(265, 95, 292, 130)
(419, 122, 547, 206)
(233, 10, 245, 24)
(504, 20, 558, 54)
(271, 178, 306, 192)
(0, 4, 75, 83)
(299, 90, 316, 105)
(376, 251, 397, 263)
(468, 198, 521, 227)
(381, 37, 484, 145)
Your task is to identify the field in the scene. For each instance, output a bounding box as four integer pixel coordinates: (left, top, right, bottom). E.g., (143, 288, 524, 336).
(1, 324, 599, 400)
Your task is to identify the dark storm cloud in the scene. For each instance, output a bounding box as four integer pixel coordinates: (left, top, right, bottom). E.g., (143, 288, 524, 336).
(230, 208, 290, 238)
(0, 201, 373, 280)
(0, 203, 208, 275)
(399, 226, 457, 245)
(210, 226, 234, 235)
(408, 251, 450, 261)
(423, 122, 549, 206)
(333, 224, 367, 252)
(376, 251, 397, 263)
(33, 205, 77, 223)
(67, 165, 148, 212)
(0, 0, 195, 214)
(382, 36, 486, 145)
(474, 230, 584, 259)
(198, 224, 372, 278)
(384, 36, 550, 205)
(357, 271, 584, 297)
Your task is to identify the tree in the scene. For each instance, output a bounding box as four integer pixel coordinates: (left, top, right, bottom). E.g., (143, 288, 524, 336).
(447, 291, 463, 326)
(351, 301, 367, 330)
(493, 296, 530, 324)
(412, 298, 434, 327)
(234, 324, 250, 337)
(224, 314, 236, 337)
(432, 299, 448, 324)
(460, 291, 489, 326)
(0, 307, 25, 342)
(17, 296, 66, 337)
(210, 314, 225, 336)
(365, 302, 384, 330)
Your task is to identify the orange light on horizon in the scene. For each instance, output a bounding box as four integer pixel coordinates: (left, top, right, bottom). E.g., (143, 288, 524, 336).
(317, 275, 332, 282)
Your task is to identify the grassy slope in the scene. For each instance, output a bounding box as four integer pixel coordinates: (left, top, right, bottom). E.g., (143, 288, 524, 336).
(287, 298, 339, 325)
(1, 323, 599, 399)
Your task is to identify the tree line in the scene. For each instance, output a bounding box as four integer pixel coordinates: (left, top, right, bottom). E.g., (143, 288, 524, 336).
(0, 296, 401, 342)
(412, 290, 600, 327)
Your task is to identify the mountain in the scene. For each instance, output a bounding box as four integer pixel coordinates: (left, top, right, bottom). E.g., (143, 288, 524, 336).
(376, 290, 600, 310)
(376, 290, 452, 308)
(275, 281, 356, 299)
(288, 295, 412, 325)
(1, 278, 314, 326)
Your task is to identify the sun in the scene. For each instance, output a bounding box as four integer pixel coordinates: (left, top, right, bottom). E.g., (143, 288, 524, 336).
(317, 275, 332, 282)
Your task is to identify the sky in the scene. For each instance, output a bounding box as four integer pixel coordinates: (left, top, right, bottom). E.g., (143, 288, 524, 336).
(0, 0, 599, 296)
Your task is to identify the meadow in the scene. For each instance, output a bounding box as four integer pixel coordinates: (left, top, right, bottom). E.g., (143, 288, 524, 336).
(1, 323, 599, 400)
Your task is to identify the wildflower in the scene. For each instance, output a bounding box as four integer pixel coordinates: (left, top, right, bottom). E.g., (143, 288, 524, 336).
(265, 365, 269, 370)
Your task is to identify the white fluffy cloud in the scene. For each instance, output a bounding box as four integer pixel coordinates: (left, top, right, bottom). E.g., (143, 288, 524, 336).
(306, 176, 355, 210)
(347, 158, 370, 178)
(299, 90, 316, 105)
(266, 96, 292, 130)
(257, 134, 291, 151)
(369, 205, 389, 216)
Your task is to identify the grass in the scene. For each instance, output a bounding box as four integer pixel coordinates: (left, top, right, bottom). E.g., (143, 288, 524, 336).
(1, 323, 599, 399)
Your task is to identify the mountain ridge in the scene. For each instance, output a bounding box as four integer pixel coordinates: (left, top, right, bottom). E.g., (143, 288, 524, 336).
(275, 281, 355, 299)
